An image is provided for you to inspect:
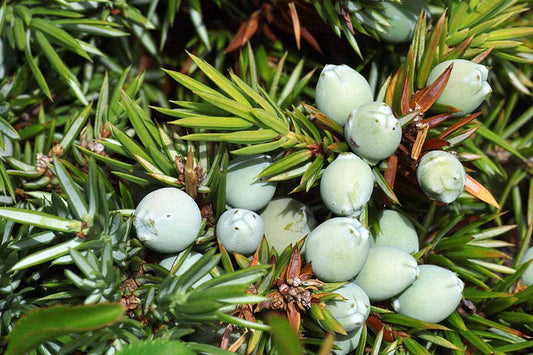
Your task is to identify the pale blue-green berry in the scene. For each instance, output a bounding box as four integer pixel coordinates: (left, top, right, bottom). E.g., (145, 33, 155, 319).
(320, 153, 374, 217)
(160, 250, 213, 287)
(519, 246, 533, 286)
(333, 326, 364, 355)
(355, 247, 419, 301)
(226, 155, 277, 211)
(378, 0, 427, 43)
(315, 64, 373, 126)
(392, 264, 464, 323)
(304, 217, 370, 282)
(0, 136, 13, 157)
(260, 197, 316, 253)
(345, 102, 402, 165)
(417, 151, 466, 204)
(134, 187, 202, 253)
(371, 210, 419, 254)
(327, 282, 370, 332)
(216, 208, 264, 255)
(426, 59, 491, 115)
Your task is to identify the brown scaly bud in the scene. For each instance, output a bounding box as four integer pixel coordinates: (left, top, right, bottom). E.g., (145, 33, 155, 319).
(50, 144, 64, 157)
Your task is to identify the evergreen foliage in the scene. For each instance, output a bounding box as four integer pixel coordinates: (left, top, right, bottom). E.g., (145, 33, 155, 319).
(1, 0, 532, 353)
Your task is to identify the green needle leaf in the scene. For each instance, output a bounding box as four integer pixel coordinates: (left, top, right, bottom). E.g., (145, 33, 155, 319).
(30, 18, 90, 59)
(251, 108, 289, 135)
(447, 312, 494, 354)
(187, 343, 235, 355)
(117, 339, 195, 355)
(230, 138, 290, 155)
(266, 314, 303, 355)
(0, 207, 82, 233)
(189, 7, 210, 51)
(188, 52, 251, 107)
(194, 91, 257, 123)
(54, 159, 89, 221)
(488, 27, 533, 41)
(404, 337, 431, 355)
(183, 129, 278, 144)
(59, 103, 92, 153)
(9, 236, 84, 272)
(56, 23, 129, 37)
(34, 30, 88, 105)
(75, 145, 134, 170)
(277, 59, 304, 106)
(216, 312, 271, 331)
(13, 16, 26, 51)
(6, 303, 124, 355)
(257, 149, 313, 179)
(373, 167, 400, 205)
(109, 123, 154, 164)
(163, 68, 221, 97)
(475, 124, 526, 160)
(269, 52, 287, 98)
(0, 120, 20, 141)
(94, 71, 109, 138)
(120, 90, 163, 148)
(23, 37, 52, 100)
(381, 313, 450, 331)
(0, 160, 15, 200)
(170, 116, 254, 130)
(416, 332, 461, 351)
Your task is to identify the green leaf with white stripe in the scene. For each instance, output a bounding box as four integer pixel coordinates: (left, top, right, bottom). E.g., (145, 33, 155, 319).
(0, 208, 82, 234)
(23, 35, 52, 100)
(60, 103, 92, 153)
(170, 116, 254, 130)
(188, 52, 251, 107)
(257, 150, 313, 179)
(54, 159, 89, 221)
(34, 30, 88, 105)
(30, 18, 90, 59)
